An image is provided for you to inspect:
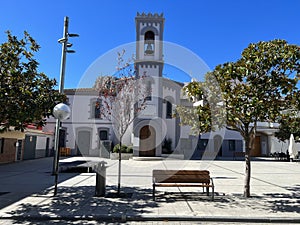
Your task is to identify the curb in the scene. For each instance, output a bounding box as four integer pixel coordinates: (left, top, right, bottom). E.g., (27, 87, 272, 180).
(1, 215, 300, 223)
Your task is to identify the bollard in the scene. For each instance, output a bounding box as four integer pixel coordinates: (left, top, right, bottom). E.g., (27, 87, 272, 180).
(95, 161, 107, 197)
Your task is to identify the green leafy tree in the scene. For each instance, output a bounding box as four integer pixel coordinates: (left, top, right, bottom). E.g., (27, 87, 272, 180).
(0, 31, 65, 131)
(275, 115, 300, 142)
(178, 39, 300, 197)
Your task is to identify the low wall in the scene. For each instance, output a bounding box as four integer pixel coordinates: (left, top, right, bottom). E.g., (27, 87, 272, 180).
(0, 138, 17, 164)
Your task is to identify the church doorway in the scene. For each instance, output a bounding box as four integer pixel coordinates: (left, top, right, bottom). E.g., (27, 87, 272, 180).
(251, 136, 261, 157)
(139, 125, 156, 157)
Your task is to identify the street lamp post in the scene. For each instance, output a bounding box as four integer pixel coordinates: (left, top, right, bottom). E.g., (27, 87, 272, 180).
(52, 16, 79, 196)
(53, 103, 71, 196)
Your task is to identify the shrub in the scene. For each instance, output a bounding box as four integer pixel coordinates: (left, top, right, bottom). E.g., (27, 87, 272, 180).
(113, 144, 133, 153)
(126, 146, 133, 153)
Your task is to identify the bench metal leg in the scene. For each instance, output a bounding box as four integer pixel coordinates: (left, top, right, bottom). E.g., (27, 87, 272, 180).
(212, 186, 214, 201)
(206, 187, 209, 196)
(153, 184, 156, 201)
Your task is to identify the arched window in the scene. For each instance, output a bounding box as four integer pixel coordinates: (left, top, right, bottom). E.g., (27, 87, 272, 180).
(145, 80, 152, 101)
(166, 101, 172, 119)
(144, 31, 154, 55)
(91, 98, 102, 119)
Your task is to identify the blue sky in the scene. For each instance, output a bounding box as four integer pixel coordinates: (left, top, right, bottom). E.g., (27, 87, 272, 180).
(0, 0, 299, 88)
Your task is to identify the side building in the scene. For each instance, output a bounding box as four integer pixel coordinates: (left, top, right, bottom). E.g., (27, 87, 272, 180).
(0, 126, 53, 164)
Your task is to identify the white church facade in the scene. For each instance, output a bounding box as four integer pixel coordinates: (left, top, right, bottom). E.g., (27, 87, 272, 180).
(44, 13, 289, 159)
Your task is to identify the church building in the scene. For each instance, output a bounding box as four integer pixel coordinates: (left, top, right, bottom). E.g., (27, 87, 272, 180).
(43, 13, 286, 160)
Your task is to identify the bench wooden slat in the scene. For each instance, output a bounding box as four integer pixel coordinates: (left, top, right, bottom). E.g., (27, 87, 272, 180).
(154, 176, 210, 183)
(155, 183, 212, 187)
(153, 170, 209, 176)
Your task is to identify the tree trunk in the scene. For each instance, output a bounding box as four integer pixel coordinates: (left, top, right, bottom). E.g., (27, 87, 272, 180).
(117, 139, 122, 195)
(244, 149, 251, 197)
(244, 131, 255, 198)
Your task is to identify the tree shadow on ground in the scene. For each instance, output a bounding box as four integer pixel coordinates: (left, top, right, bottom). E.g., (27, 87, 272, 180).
(263, 184, 300, 213)
(154, 191, 217, 203)
(5, 184, 300, 224)
(5, 185, 159, 225)
(210, 185, 300, 214)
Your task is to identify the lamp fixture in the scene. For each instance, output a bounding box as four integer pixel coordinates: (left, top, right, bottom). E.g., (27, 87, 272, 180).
(68, 33, 79, 37)
(66, 49, 75, 53)
(58, 38, 67, 43)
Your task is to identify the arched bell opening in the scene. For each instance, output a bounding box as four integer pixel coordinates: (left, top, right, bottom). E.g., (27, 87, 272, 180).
(144, 31, 154, 55)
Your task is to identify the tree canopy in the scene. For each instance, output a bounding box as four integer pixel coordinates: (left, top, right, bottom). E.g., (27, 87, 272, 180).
(0, 31, 65, 131)
(275, 116, 300, 142)
(177, 39, 300, 197)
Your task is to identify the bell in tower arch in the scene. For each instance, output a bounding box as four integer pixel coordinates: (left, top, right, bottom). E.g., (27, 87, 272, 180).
(144, 30, 155, 55)
(145, 42, 154, 55)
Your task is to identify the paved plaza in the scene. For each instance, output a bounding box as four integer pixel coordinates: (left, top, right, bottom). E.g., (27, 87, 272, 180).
(0, 156, 299, 224)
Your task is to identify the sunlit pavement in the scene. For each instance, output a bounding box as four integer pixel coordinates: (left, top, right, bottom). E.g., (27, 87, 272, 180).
(0, 156, 299, 224)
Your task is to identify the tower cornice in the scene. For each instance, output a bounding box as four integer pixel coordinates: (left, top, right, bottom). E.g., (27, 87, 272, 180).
(136, 12, 164, 18)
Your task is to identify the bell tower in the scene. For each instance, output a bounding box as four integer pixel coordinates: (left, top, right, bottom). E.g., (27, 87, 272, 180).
(133, 12, 165, 157)
(135, 12, 164, 77)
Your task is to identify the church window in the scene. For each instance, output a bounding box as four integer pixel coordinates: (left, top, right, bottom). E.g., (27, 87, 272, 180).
(198, 139, 208, 151)
(166, 101, 172, 119)
(229, 140, 236, 151)
(99, 130, 108, 140)
(145, 81, 152, 101)
(92, 98, 102, 119)
(144, 31, 154, 55)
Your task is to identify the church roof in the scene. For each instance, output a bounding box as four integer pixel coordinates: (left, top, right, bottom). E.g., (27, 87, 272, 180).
(64, 88, 98, 95)
(65, 77, 184, 95)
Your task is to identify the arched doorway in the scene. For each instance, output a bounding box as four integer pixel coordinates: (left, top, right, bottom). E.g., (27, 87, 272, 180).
(139, 125, 156, 157)
(251, 136, 261, 157)
(77, 130, 91, 156)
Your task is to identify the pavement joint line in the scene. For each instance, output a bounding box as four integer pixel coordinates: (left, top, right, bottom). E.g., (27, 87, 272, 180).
(212, 162, 286, 190)
(178, 187, 195, 213)
(67, 173, 94, 187)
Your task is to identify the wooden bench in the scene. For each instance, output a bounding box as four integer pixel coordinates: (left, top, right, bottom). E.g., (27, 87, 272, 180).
(152, 170, 214, 201)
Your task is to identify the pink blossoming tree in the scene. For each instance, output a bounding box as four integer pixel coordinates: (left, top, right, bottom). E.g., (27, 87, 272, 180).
(94, 50, 149, 195)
